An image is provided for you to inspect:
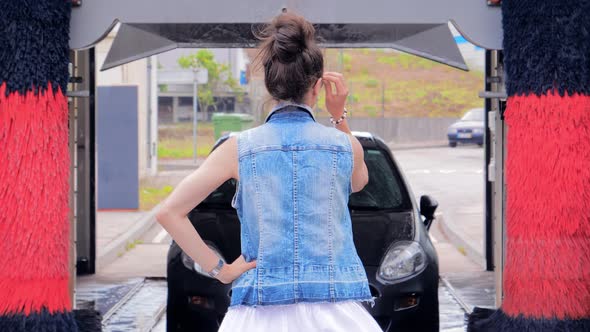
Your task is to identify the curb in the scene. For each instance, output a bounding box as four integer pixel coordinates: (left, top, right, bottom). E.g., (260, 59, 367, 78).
(437, 213, 485, 268)
(388, 141, 448, 151)
(97, 204, 162, 270)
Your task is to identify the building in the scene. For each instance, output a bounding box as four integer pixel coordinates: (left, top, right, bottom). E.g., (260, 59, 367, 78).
(156, 49, 250, 123)
(95, 25, 153, 178)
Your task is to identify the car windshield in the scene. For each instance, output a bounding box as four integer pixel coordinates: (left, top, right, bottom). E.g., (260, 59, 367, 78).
(348, 149, 407, 210)
(461, 109, 484, 122)
(200, 147, 409, 211)
(200, 178, 237, 207)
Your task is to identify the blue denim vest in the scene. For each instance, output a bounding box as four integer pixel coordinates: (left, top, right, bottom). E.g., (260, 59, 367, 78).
(230, 103, 372, 307)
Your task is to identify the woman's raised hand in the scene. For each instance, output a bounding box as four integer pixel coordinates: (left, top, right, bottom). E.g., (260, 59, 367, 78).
(322, 72, 349, 119)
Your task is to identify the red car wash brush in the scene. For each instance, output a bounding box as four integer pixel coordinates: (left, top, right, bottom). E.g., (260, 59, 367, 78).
(468, 0, 590, 331)
(0, 1, 99, 330)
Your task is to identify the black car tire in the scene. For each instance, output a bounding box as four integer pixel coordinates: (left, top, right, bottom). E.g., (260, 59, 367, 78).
(449, 142, 457, 148)
(166, 291, 186, 332)
(167, 293, 221, 332)
(414, 292, 439, 332)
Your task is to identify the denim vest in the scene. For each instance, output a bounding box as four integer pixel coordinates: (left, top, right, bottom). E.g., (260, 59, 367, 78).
(230, 103, 372, 307)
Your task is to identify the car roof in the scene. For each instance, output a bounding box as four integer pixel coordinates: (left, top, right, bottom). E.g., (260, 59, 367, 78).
(351, 131, 379, 148)
(351, 131, 373, 139)
(214, 130, 382, 150)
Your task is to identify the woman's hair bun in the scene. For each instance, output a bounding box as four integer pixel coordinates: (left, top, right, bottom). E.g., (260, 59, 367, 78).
(270, 13, 316, 63)
(255, 12, 324, 103)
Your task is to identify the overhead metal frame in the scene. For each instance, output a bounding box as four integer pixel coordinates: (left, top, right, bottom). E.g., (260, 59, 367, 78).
(101, 22, 469, 71)
(69, 0, 502, 50)
(67, 0, 506, 276)
(68, 0, 503, 72)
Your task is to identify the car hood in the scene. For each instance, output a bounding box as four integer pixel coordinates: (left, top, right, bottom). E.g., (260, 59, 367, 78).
(186, 208, 415, 267)
(449, 121, 484, 129)
(351, 210, 415, 266)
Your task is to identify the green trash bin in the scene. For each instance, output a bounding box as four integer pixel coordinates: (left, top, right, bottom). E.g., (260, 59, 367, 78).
(212, 113, 254, 140)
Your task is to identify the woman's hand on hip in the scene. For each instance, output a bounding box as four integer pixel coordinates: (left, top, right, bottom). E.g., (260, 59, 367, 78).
(216, 255, 257, 284)
(322, 72, 349, 119)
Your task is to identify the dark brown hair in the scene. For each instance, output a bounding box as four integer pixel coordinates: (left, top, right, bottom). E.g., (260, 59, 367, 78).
(255, 12, 324, 103)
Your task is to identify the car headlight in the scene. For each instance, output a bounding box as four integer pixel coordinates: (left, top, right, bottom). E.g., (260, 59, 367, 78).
(447, 127, 457, 134)
(472, 128, 484, 134)
(377, 241, 427, 284)
(181, 245, 226, 278)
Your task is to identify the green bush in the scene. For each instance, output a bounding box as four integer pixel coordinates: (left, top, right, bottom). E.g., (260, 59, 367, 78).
(364, 105, 378, 117)
(365, 79, 379, 88)
(158, 138, 212, 159)
(347, 93, 360, 103)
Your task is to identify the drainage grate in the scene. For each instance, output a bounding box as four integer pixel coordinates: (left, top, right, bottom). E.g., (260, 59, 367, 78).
(101, 278, 167, 332)
(439, 279, 469, 332)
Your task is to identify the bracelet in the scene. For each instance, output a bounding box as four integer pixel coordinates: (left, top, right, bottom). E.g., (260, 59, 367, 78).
(207, 258, 225, 278)
(329, 109, 348, 126)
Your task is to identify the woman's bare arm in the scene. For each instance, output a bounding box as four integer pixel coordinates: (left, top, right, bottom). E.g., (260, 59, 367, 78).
(322, 72, 369, 193)
(335, 119, 369, 193)
(155, 137, 256, 283)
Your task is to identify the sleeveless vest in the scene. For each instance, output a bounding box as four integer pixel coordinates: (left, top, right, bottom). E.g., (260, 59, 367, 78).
(230, 103, 372, 306)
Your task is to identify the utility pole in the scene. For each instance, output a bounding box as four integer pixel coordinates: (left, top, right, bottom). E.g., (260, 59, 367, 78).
(147, 55, 158, 176)
(192, 69, 199, 163)
(382, 82, 385, 118)
(157, 68, 207, 165)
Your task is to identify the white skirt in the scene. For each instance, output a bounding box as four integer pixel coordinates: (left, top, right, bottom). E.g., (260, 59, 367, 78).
(218, 301, 383, 332)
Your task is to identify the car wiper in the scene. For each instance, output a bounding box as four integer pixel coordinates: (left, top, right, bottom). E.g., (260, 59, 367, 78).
(348, 205, 382, 211)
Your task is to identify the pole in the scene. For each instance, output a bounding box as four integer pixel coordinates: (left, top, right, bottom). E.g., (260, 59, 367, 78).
(348, 83, 352, 118)
(193, 74, 198, 163)
(147, 57, 152, 173)
(381, 82, 385, 118)
(68, 51, 76, 309)
(149, 55, 158, 175)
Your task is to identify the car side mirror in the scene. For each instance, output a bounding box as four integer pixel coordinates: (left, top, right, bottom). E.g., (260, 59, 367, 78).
(420, 195, 438, 230)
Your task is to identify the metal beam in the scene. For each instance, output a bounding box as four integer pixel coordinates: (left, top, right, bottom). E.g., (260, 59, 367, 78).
(101, 22, 469, 71)
(69, 0, 502, 50)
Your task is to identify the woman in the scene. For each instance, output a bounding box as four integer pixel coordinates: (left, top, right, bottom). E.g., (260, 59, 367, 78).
(156, 12, 382, 332)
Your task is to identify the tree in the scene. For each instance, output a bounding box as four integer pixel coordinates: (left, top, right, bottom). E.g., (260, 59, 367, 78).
(178, 50, 244, 113)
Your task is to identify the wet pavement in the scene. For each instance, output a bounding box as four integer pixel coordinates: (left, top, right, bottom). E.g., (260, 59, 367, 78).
(151, 316, 167, 332)
(438, 281, 469, 332)
(394, 146, 486, 266)
(76, 278, 144, 317)
(102, 279, 166, 332)
(442, 271, 495, 312)
(76, 276, 484, 331)
(77, 278, 167, 332)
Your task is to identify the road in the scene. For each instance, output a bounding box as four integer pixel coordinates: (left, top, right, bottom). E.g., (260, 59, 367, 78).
(393, 146, 486, 268)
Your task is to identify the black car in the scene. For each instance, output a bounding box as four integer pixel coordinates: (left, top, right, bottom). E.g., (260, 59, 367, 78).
(166, 131, 440, 332)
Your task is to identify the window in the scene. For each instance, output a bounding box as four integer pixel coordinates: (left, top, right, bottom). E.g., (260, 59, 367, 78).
(200, 179, 237, 208)
(178, 96, 195, 107)
(348, 149, 408, 210)
(461, 108, 484, 122)
(198, 148, 409, 211)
